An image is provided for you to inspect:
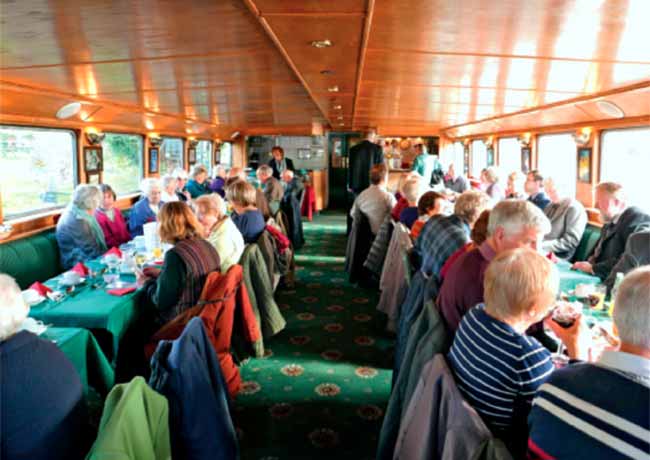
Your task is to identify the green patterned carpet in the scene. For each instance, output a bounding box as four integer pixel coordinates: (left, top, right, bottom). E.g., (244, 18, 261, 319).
(235, 211, 394, 460)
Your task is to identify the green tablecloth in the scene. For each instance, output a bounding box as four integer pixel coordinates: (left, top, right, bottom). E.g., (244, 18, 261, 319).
(43, 327, 115, 395)
(557, 259, 601, 293)
(29, 263, 140, 364)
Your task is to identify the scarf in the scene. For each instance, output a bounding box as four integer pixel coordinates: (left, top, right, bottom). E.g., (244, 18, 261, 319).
(71, 204, 107, 251)
(100, 207, 115, 222)
(274, 158, 287, 174)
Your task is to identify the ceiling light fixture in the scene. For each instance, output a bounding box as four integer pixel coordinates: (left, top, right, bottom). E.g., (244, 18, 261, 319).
(333, 104, 342, 110)
(337, 116, 344, 120)
(327, 86, 339, 93)
(320, 69, 334, 75)
(230, 131, 240, 140)
(56, 102, 82, 119)
(310, 39, 332, 48)
(596, 100, 625, 118)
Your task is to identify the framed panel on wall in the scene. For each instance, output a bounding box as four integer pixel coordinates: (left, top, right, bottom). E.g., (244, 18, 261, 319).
(487, 147, 495, 166)
(521, 147, 531, 173)
(83, 146, 103, 175)
(148, 147, 159, 174)
(577, 147, 592, 183)
(188, 147, 196, 165)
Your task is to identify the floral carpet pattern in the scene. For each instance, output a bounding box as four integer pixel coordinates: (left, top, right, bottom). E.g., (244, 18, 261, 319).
(235, 212, 393, 460)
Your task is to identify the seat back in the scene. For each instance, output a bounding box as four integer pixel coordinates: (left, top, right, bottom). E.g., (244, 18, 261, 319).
(0, 230, 62, 288)
(87, 376, 171, 460)
(572, 223, 602, 262)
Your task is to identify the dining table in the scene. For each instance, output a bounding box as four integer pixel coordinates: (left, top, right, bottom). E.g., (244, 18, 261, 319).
(42, 326, 115, 396)
(29, 259, 141, 365)
(556, 259, 601, 293)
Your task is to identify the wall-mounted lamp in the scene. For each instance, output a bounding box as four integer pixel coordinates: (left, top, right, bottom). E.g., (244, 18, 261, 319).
(518, 132, 532, 147)
(85, 128, 105, 145)
(230, 131, 241, 140)
(148, 133, 162, 146)
(188, 138, 199, 148)
(485, 136, 494, 148)
(572, 127, 592, 146)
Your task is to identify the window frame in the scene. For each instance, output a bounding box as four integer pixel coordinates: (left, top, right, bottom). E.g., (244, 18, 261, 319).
(195, 139, 213, 175)
(100, 131, 145, 196)
(159, 136, 185, 176)
(0, 124, 78, 221)
(599, 126, 650, 212)
(536, 131, 577, 199)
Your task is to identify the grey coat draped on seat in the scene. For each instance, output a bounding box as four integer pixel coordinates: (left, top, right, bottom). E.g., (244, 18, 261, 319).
(364, 215, 394, 276)
(391, 354, 513, 460)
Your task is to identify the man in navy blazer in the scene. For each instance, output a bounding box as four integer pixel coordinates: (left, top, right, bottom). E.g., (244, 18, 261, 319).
(347, 131, 384, 196)
(525, 170, 551, 211)
(573, 182, 650, 280)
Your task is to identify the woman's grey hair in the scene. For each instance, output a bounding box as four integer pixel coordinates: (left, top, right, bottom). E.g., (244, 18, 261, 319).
(161, 175, 176, 190)
(402, 178, 423, 203)
(172, 167, 188, 180)
(0, 274, 29, 341)
(483, 166, 500, 184)
(72, 184, 102, 210)
(614, 267, 650, 349)
(257, 165, 273, 178)
(191, 164, 208, 178)
(487, 199, 551, 237)
(140, 178, 161, 197)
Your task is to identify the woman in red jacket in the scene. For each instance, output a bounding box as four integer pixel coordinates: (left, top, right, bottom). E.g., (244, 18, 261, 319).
(94, 184, 131, 249)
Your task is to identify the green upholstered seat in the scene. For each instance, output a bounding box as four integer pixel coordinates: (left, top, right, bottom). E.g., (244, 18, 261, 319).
(0, 230, 63, 289)
(572, 223, 602, 263)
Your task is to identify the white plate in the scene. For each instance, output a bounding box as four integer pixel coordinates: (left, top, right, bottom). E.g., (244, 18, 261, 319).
(59, 277, 85, 287)
(22, 289, 45, 306)
(19, 318, 48, 335)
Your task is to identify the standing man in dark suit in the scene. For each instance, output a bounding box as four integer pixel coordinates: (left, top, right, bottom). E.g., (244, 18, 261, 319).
(572, 182, 650, 280)
(525, 170, 551, 211)
(347, 130, 384, 196)
(268, 146, 294, 180)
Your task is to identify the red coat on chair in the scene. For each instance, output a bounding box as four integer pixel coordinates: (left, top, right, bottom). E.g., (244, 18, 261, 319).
(145, 265, 260, 398)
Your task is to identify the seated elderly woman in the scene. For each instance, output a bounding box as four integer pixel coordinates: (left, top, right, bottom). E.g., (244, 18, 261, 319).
(186, 164, 210, 198)
(171, 167, 191, 201)
(447, 248, 583, 457)
(256, 164, 284, 216)
(226, 180, 266, 244)
(209, 165, 227, 197)
(56, 184, 108, 269)
(481, 166, 505, 202)
(410, 191, 447, 239)
(398, 178, 424, 229)
(195, 194, 245, 272)
(160, 175, 180, 203)
(541, 177, 587, 260)
(129, 178, 163, 237)
(0, 274, 86, 460)
(506, 170, 527, 199)
(94, 184, 131, 249)
(391, 171, 421, 220)
(139, 202, 221, 325)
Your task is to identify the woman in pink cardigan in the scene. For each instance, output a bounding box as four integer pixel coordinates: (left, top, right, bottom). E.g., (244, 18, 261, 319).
(94, 184, 131, 249)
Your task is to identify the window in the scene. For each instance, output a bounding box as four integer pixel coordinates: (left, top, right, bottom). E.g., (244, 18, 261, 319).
(218, 142, 233, 167)
(537, 133, 576, 199)
(160, 137, 184, 175)
(601, 127, 650, 212)
(498, 137, 521, 175)
(101, 133, 143, 195)
(0, 125, 76, 219)
(195, 140, 212, 174)
(471, 140, 487, 178)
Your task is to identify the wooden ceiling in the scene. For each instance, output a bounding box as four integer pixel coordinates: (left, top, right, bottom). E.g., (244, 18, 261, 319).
(1, 0, 649, 138)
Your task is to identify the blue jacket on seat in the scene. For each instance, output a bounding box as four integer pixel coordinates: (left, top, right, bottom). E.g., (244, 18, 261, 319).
(128, 198, 160, 237)
(149, 317, 239, 460)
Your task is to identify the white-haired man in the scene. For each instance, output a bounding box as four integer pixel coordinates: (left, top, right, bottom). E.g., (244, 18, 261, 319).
(256, 164, 284, 216)
(528, 267, 650, 459)
(55, 184, 107, 269)
(542, 177, 587, 260)
(282, 169, 304, 202)
(437, 199, 551, 332)
(572, 182, 650, 280)
(128, 177, 163, 237)
(0, 274, 85, 459)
